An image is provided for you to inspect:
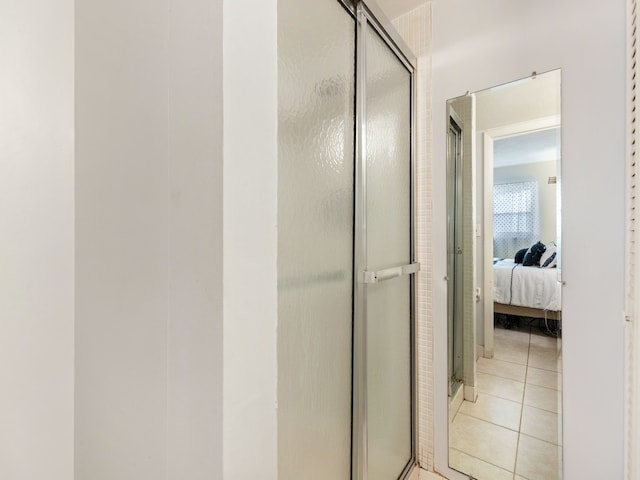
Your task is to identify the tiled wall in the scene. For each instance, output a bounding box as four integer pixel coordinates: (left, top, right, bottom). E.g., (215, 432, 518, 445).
(393, 3, 433, 470)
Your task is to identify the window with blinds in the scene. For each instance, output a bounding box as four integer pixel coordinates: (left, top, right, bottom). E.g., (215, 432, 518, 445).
(493, 181, 539, 258)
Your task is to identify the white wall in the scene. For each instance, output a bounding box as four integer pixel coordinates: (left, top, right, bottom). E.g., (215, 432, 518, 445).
(223, 1, 278, 479)
(0, 2, 75, 479)
(393, 5, 434, 470)
(167, 2, 223, 476)
(5, 1, 280, 478)
(432, 0, 626, 477)
(75, 0, 224, 478)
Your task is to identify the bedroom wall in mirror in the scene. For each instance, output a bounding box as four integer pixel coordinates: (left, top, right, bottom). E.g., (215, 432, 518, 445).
(446, 69, 562, 480)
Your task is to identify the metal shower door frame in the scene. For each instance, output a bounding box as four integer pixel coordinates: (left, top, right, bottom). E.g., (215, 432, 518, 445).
(341, 1, 419, 479)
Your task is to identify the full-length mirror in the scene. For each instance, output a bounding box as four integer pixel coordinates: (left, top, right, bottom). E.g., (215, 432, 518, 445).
(446, 70, 563, 480)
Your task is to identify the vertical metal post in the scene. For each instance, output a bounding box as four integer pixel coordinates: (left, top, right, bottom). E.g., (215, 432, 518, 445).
(410, 62, 419, 474)
(352, 4, 368, 479)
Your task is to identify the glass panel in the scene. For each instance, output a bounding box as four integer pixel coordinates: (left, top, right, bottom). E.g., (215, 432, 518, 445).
(277, 1, 355, 479)
(447, 69, 562, 480)
(364, 25, 412, 480)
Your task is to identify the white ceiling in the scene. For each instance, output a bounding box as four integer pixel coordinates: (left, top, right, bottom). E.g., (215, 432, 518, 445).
(475, 69, 561, 132)
(374, 1, 561, 170)
(474, 70, 562, 168)
(493, 127, 561, 168)
(375, 0, 427, 20)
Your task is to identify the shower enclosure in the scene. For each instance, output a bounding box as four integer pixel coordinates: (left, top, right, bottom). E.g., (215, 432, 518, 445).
(278, 1, 417, 479)
(447, 114, 464, 398)
(446, 95, 476, 414)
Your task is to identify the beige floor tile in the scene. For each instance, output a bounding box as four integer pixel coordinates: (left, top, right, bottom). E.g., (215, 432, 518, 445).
(529, 332, 559, 349)
(528, 345, 561, 372)
(529, 343, 558, 356)
(526, 366, 562, 390)
(520, 405, 562, 445)
(449, 448, 514, 480)
(477, 372, 525, 403)
(477, 357, 527, 382)
(495, 327, 530, 343)
(495, 331, 530, 350)
(516, 434, 562, 480)
(459, 393, 522, 431)
(493, 342, 530, 365)
(524, 383, 562, 413)
(450, 413, 519, 472)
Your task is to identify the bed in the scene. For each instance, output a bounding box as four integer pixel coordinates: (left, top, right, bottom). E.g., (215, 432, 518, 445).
(493, 258, 561, 321)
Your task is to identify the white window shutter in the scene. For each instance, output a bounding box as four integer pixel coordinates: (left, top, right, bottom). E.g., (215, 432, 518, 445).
(626, 0, 640, 478)
(629, 0, 638, 317)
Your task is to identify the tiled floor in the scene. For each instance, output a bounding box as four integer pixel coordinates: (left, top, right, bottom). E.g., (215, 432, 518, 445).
(450, 325, 562, 480)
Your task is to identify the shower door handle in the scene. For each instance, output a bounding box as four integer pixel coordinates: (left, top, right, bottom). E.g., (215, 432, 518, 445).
(361, 262, 420, 284)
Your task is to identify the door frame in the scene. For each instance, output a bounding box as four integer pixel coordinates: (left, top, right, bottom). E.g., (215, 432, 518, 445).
(481, 115, 561, 360)
(352, 2, 419, 480)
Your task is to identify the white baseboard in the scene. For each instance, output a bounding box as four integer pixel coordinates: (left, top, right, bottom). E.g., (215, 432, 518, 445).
(464, 384, 477, 402)
(477, 343, 494, 359)
(448, 385, 464, 423)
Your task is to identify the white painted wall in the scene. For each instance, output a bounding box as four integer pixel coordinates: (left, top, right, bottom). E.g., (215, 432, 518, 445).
(0, 1, 74, 479)
(76, 0, 224, 478)
(167, 2, 223, 476)
(432, 0, 625, 477)
(1, 0, 278, 477)
(223, 1, 278, 479)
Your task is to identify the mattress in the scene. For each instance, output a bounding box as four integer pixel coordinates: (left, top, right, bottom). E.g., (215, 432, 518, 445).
(493, 259, 561, 311)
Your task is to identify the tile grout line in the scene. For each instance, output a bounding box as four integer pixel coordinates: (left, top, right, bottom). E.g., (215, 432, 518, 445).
(449, 446, 515, 477)
(453, 410, 520, 434)
(458, 326, 559, 479)
(513, 326, 532, 478)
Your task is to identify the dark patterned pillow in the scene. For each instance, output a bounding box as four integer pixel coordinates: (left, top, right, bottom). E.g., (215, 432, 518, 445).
(523, 241, 546, 266)
(542, 251, 557, 268)
(539, 243, 557, 268)
(514, 248, 528, 264)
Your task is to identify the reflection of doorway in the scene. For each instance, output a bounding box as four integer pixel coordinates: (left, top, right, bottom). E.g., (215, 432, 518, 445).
(452, 121, 563, 480)
(482, 117, 561, 357)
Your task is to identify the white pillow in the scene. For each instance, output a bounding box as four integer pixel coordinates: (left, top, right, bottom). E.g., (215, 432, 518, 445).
(540, 244, 557, 268)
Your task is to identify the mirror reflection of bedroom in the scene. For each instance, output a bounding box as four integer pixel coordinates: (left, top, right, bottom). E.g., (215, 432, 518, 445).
(447, 69, 562, 480)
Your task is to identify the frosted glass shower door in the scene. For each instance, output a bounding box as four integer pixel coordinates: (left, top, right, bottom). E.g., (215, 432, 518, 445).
(354, 15, 415, 480)
(279, 2, 415, 479)
(277, 1, 355, 479)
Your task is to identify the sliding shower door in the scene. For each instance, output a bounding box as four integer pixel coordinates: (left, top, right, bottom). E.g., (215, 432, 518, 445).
(278, 1, 355, 478)
(278, 2, 416, 479)
(353, 7, 417, 480)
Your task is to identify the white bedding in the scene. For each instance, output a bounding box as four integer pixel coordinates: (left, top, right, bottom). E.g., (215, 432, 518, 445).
(493, 259, 561, 311)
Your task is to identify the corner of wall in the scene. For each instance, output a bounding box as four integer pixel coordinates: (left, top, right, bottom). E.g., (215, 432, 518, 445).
(393, 3, 434, 471)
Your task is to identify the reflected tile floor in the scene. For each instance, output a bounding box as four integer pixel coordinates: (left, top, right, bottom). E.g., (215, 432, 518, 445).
(450, 326, 562, 480)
